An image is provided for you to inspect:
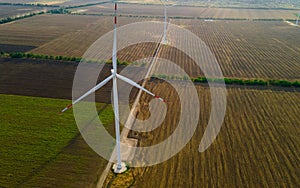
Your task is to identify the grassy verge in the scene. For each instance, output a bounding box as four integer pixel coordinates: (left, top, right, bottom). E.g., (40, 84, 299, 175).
(0, 94, 114, 187)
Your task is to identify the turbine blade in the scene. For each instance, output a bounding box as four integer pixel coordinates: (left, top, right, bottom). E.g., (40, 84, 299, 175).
(93, 74, 114, 92)
(116, 74, 166, 102)
(60, 74, 114, 113)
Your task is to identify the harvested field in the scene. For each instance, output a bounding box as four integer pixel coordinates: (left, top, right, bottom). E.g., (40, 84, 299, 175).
(169, 20, 300, 80)
(0, 44, 36, 52)
(28, 17, 300, 80)
(0, 14, 102, 47)
(104, 83, 300, 187)
(71, 3, 299, 20)
(0, 57, 113, 102)
(121, 0, 300, 9)
(30, 16, 159, 57)
(0, 5, 48, 19)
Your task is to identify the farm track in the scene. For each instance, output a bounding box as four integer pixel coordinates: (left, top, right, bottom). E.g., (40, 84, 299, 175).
(96, 23, 165, 187)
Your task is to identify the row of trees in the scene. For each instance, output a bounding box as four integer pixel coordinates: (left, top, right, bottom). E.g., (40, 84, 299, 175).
(0, 3, 58, 7)
(64, 1, 110, 9)
(0, 52, 81, 62)
(48, 9, 70, 14)
(253, 18, 284, 21)
(69, 12, 248, 21)
(0, 11, 44, 24)
(0, 51, 130, 66)
(151, 74, 300, 88)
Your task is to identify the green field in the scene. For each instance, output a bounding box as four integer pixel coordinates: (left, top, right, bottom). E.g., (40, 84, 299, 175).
(0, 94, 114, 187)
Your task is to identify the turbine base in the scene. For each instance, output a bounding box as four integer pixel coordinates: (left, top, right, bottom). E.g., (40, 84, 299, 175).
(112, 162, 127, 174)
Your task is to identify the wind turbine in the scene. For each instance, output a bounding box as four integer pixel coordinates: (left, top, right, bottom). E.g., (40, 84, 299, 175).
(61, 3, 165, 174)
(160, 0, 176, 44)
(296, 11, 300, 25)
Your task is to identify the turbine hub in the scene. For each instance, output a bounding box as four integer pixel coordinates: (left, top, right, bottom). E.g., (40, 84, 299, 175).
(111, 69, 116, 75)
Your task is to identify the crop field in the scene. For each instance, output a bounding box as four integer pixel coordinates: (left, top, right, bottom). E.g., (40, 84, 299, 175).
(70, 3, 299, 20)
(0, 57, 120, 103)
(0, 5, 49, 19)
(0, 14, 101, 49)
(30, 16, 160, 57)
(155, 20, 300, 80)
(104, 83, 300, 187)
(16, 17, 299, 81)
(0, 94, 117, 187)
(6, 15, 297, 80)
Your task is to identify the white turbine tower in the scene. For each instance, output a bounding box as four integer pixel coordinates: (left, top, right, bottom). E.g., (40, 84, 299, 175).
(61, 3, 165, 174)
(160, 0, 176, 44)
(296, 11, 300, 25)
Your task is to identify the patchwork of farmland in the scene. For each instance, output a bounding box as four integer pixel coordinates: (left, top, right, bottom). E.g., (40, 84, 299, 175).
(0, 1, 299, 188)
(3, 16, 295, 80)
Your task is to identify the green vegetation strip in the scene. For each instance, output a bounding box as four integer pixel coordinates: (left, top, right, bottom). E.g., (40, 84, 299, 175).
(0, 3, 59, 7)
(0, 51, 82, 62)
(152, 74, 300, 88)
(0, 51, 130, 65)
(0, 12, 45, 24)
(0, 94, 114, 187)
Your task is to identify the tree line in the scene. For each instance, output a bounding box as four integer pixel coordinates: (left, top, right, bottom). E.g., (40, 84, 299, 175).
(0, 11, 45, 24)
(151, 74, 300, 88)
(0, 51, 81, 62)
(0, 3, 58, 7)
(0, 51, 130, 65)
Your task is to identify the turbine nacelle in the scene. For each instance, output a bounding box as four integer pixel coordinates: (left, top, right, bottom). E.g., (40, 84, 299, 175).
(111, 69, 116, 75)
